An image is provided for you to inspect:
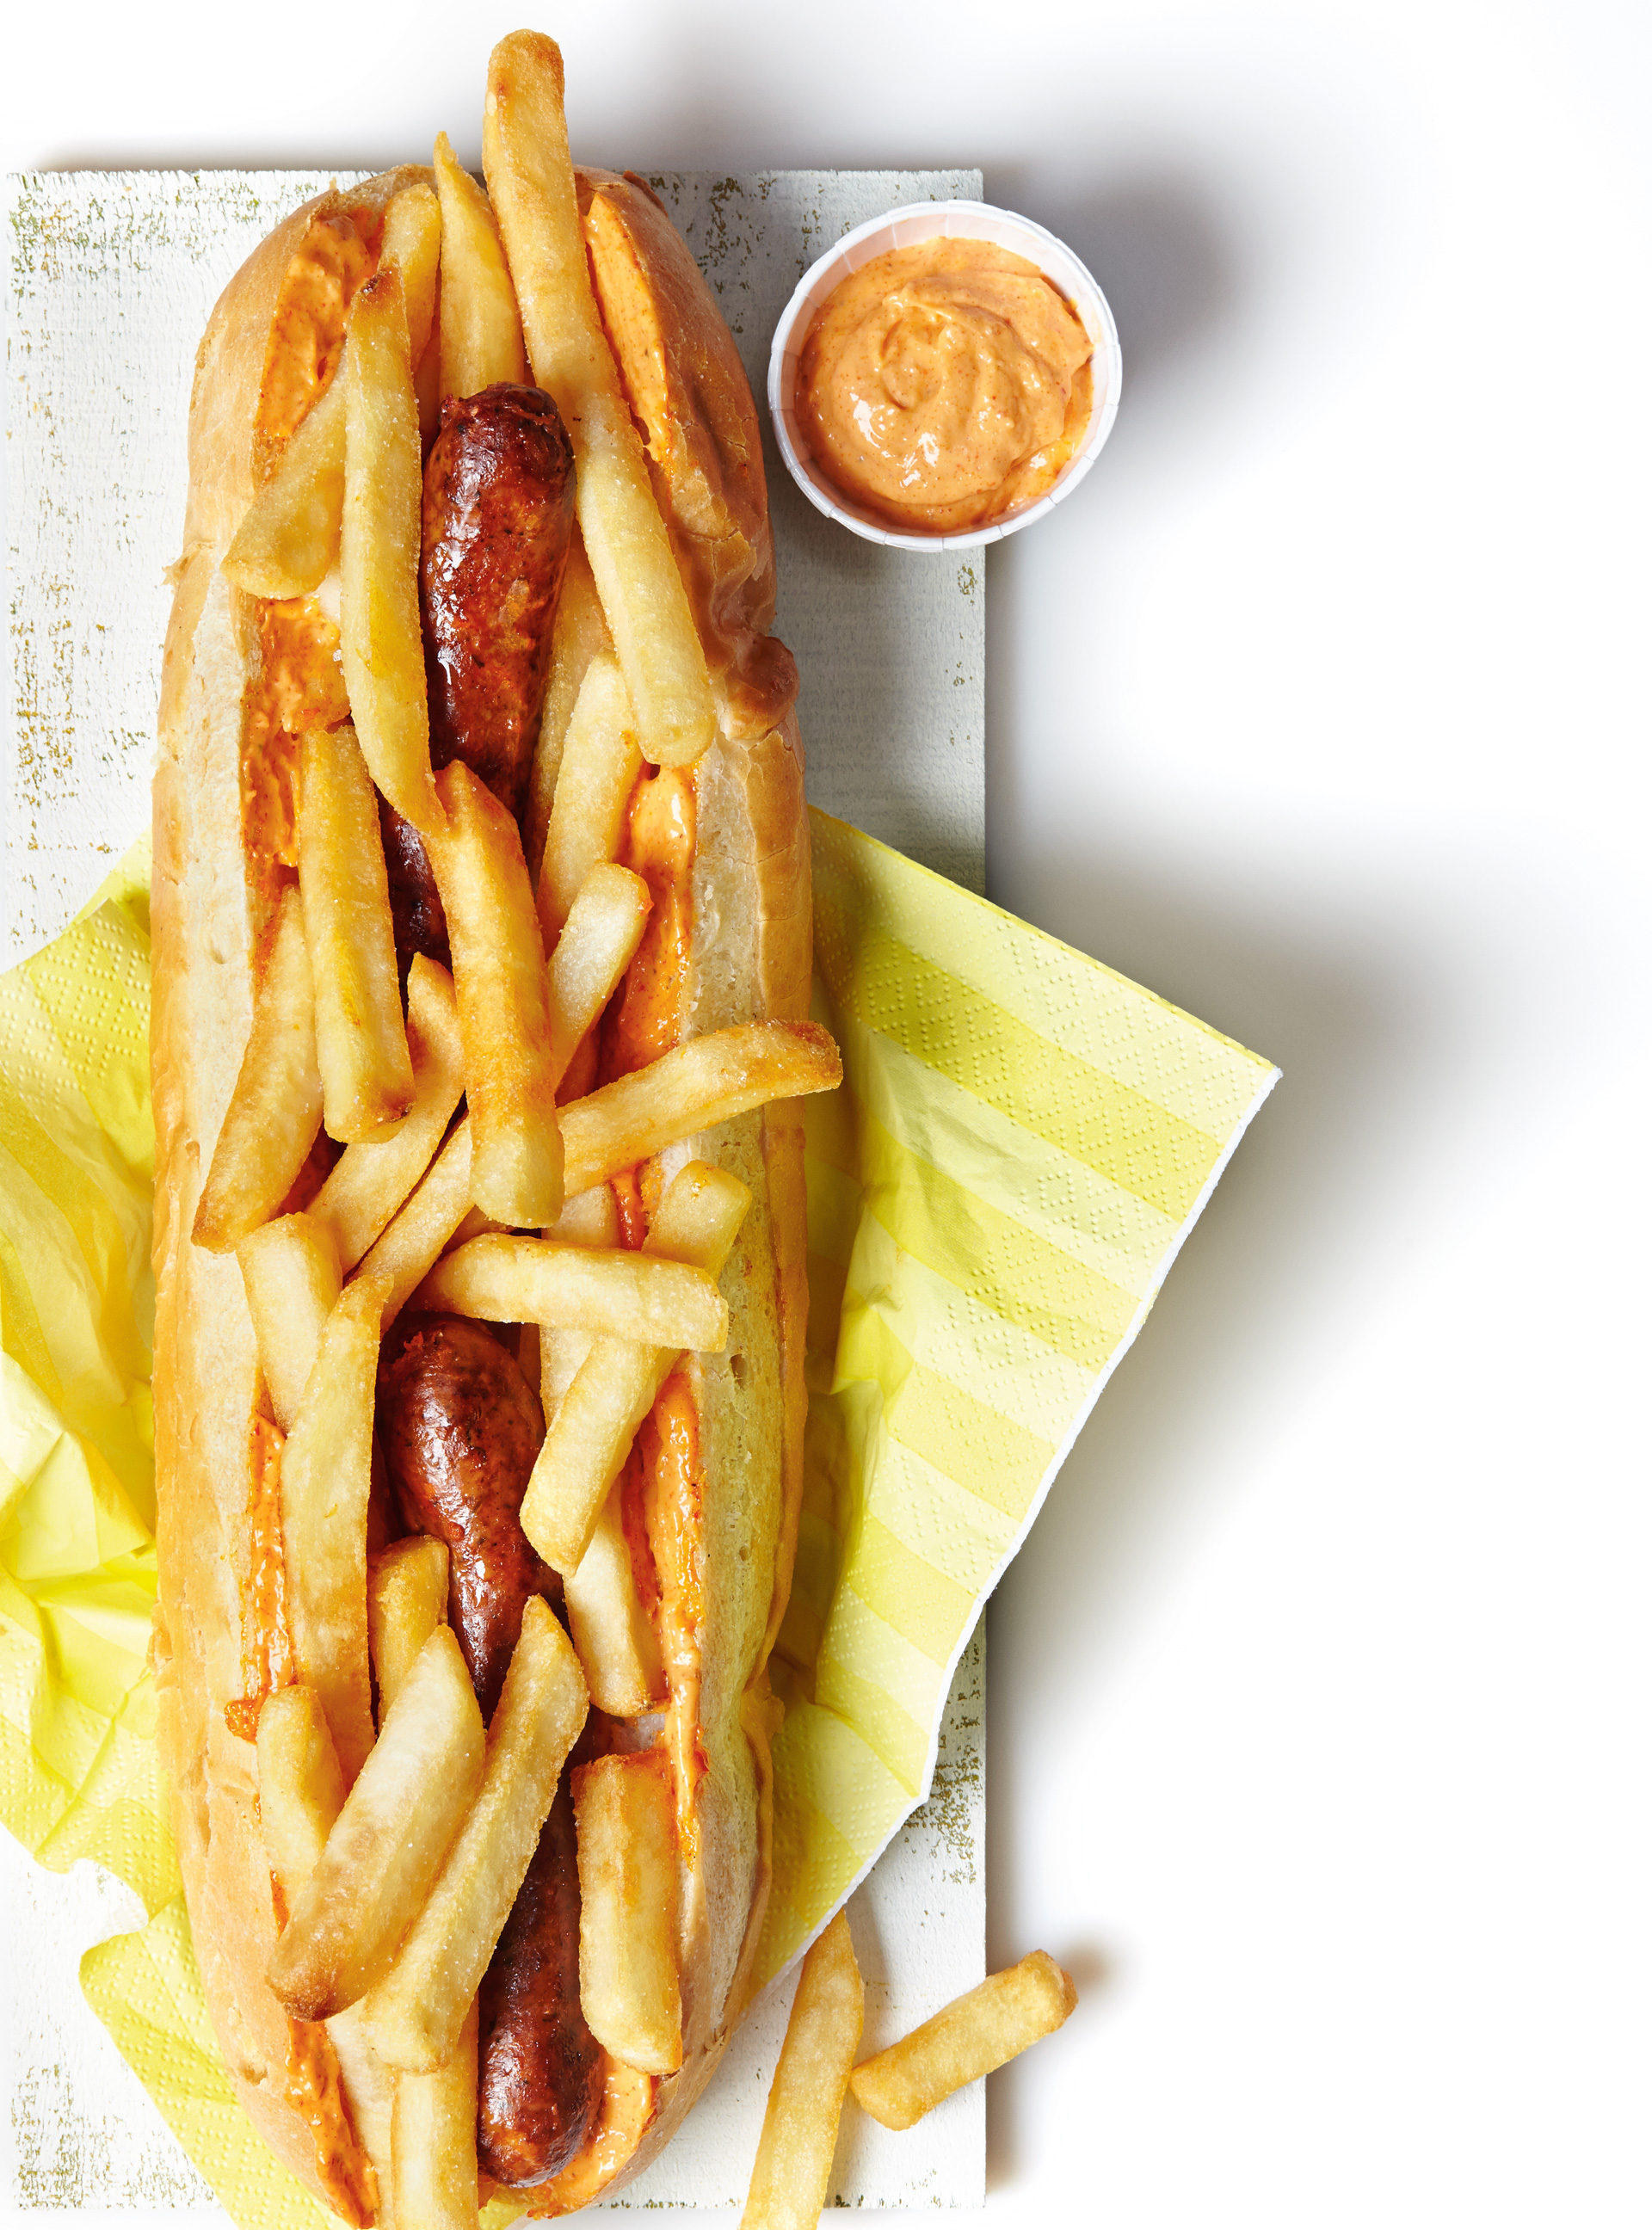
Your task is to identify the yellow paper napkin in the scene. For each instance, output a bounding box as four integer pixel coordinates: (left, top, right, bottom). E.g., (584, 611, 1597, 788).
(1, 812, 1274, 2226)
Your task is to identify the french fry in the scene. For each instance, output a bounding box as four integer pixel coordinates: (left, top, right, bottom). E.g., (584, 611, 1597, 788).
(222, 377, 347, 599)
(848, 1952, 1078, 2131)
(366, 1597, 589, 2073)
(268, 1626, 485, 2021)
(535, 652, 644, 948)
(433, 132, 527, 400)
(564, 1479, 663, 1717)
(521, 1164, 749, 1574)
(257, 1691, 398, 2225)
(740, 1911, 863, 2230)
(391, 1998, 479, 2230)
(329, 2009, 398, 2230)
(193, 889, 324, 1253)
(257, 1684, 348, 1901)
(546, 863, 650, 1081)
(539, 1183, 620, 1423)
(573, 1751, 681, 2075)
(526, 536, 610, 884)
(341, 264, 442, 837)
(558, 1022, 841, 1199)
(356, 1118, 475, 1329)
(281, 1275, 389, 1783)
(237, 1210, 342, 1433)
(485, 31, 717, 770)
(223, 187, 441, 601)
(415, 1233, 727, 1352)
(427, 761, 563, 1228)
(299, 722, 415, 1142)
(379, 182, 442, 370)
(311, 958, 465, 1272)
(368, 1537, 451, 1720)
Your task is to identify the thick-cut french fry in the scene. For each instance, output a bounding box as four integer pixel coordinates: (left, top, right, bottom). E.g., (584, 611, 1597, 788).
(558, 1022, 841, 1200)
(521, 1164, 749, 1573)
(433, 132, 527, 401)
(237, 1210, 342, 1433)
(391, 1997, 479, 2230)
(341, 265, 441, 838)
(415, 1233, 727, 1352)
(573, 1751, 681, 2075)
(329, 2009, 398, 2230)
(539, 1182, 620, 1424)
(356, 1119, 474, 1328)
(526, 536, 610, 884)
(379, 183, 442, 371)
(848, 1952, 1078, 2131)
(257, 1685, 348, 1901)
(546, 863, 650, 1080)
(536, 653, 644, 948)
(268, 1627, 484, 2021)
(368, 1537, 451, 1720)
(741, 1911, 863, 2230)
(299, 722, 415, 1141)
(365, 1597, 589, 2073)
(223, 188, 441, 603)
(193, 889, 324, 1253)
(427, 761, 562, 1228)
(222, 377, 347, 599)
(564, 1480, 663, 1716)
(280, 1275, 389, 1783)
(311, 958, 464, 1271)
(485, 32, 717, 771)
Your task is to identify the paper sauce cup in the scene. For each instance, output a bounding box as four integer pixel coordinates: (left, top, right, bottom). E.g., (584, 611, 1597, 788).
(767, 200, 1123, 554)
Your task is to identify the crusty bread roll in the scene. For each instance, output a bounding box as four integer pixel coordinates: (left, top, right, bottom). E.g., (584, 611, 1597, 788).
(151, 159, 811, 2217)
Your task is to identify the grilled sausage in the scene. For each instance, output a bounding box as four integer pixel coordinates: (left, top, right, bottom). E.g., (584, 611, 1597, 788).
(376, 1313, 553, 1719)
(422, 382, 576, 816)
(478, 1779, 604, 2184)
(382, 383, 576, 973)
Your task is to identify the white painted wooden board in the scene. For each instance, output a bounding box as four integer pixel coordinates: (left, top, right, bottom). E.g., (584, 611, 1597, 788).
(1, 168, 985, 2215)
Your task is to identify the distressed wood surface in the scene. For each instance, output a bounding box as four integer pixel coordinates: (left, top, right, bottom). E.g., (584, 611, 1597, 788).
(2, 166, 985, 2213)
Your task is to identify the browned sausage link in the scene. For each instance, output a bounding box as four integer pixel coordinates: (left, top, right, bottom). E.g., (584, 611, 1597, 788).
(478, 1777, 603, 2185)
(421, 383, 576, 819)
(379, 796, 450, 977)
(376, 1314, 555, 1720)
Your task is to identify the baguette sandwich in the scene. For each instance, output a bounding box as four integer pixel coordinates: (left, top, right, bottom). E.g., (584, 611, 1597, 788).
(151, 30, 836, 2220)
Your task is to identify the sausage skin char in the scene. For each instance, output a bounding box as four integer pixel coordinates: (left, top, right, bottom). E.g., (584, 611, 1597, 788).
(376, 1313, 553, 1720)
(478, 1781, 604, 2184)
(385, 381, 576, 974)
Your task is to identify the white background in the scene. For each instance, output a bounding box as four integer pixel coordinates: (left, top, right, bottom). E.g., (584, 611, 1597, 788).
(3, 3, 1649, 2226)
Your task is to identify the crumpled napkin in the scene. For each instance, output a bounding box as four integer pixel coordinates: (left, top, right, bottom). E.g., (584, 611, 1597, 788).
(1, 811, 1275, 2227)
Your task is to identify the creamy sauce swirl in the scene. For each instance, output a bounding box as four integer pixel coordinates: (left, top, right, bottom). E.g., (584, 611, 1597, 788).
(796, 237, 1094, 533)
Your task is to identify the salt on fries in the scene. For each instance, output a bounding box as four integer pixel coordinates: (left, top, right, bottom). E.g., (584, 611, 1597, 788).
(849, 1951, 1079, 2130)
(740, 1912, 863, 2230)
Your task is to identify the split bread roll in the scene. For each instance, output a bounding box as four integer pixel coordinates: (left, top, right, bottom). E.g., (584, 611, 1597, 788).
(151, 45, 825, 2220)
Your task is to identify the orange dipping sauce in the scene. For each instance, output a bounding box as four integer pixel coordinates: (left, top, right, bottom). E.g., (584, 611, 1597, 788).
(796, 238, 1093, 534)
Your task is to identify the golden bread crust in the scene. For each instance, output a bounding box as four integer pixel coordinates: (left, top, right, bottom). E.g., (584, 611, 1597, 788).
(152, 160, 811, 2216)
